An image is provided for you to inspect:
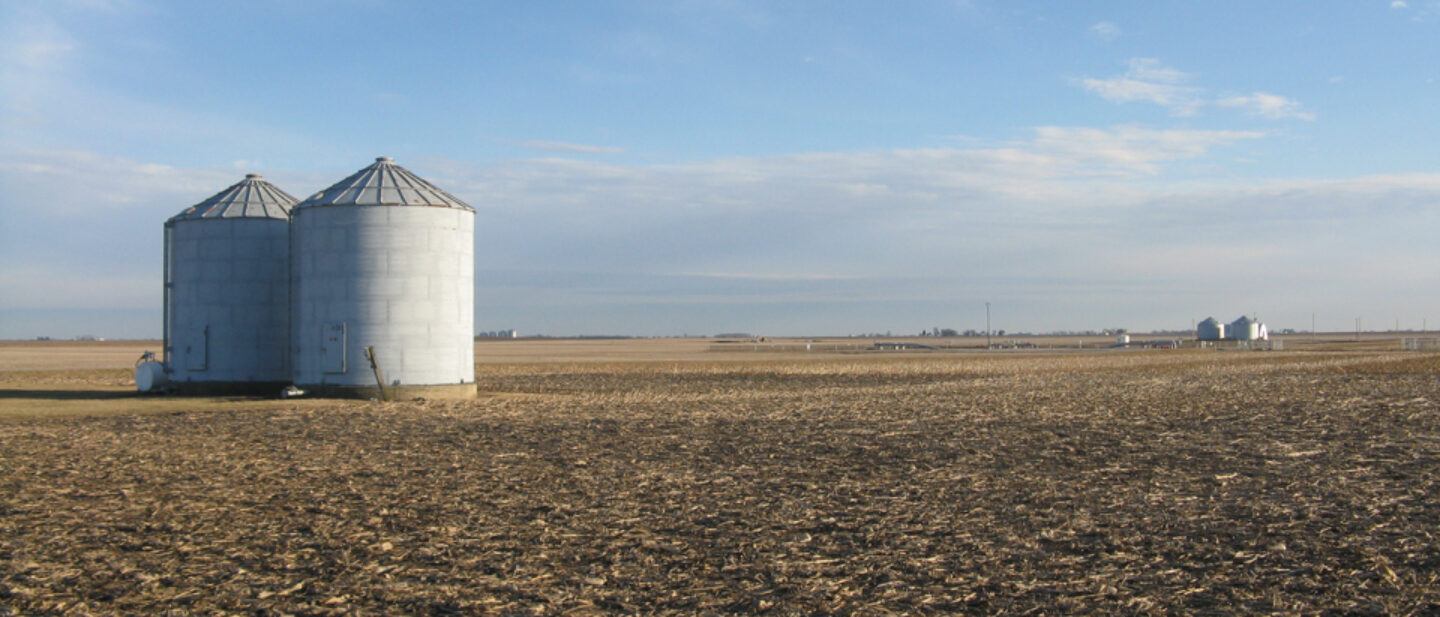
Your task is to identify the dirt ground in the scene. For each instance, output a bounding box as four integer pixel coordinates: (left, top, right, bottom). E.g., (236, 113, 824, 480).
(1, 346, 1438, 615)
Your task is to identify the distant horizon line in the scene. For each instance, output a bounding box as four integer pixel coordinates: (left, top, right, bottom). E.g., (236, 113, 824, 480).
(8, 329, 1432, 343)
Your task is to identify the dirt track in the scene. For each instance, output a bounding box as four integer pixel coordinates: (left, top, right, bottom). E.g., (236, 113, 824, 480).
(2, 351, 1438, 615)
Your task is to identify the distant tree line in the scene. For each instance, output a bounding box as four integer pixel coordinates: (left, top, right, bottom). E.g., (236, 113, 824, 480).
(917, 328, 1005, 337)
(475, 330, 519, 339)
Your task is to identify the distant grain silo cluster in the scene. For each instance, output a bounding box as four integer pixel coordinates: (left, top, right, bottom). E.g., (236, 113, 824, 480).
(1195, 315, 1269, 342)
(141, 158, 476, 399)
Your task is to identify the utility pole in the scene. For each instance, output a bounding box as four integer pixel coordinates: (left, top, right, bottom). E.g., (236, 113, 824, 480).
(985, 302, 992, 350)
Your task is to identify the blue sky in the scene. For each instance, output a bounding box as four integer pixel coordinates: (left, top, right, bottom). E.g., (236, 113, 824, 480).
(2, 0, 1438, 338)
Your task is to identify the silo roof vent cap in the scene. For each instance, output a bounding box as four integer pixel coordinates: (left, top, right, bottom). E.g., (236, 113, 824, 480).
(376, 156, 394, 163)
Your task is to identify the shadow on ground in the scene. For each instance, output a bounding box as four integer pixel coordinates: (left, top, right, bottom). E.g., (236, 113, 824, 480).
(0, 389, 138, 401)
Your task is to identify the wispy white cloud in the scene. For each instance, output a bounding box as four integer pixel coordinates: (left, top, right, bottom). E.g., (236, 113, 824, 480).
(0, 22, 75, 72)
(1391, 1, 1408, 8)
(660, 0, 774, 29)
(6, 128, 1439, 335)
(0, 149, 227, 212)
(1406, 1, 1440, 21)
(1079, 58, 1204, 116)
(49, 0, 136, 10)
(453, 125, 1266, 284)
(0, 263, 155, 309)
(677, 271, 861, 282)
(1090, 21, 1122, 42)
(1080, 58, 1315, 121)
(1215, 92, 1317, 120)
(454, 147, 1440, 333)
(514, 140, 626, 155)
(0, 3, 327, 164)
(0, 0, 138, 119)
(0, 147, 337, 312)
(1030, 126, 1264, 174)
(0, 13, 78, 119)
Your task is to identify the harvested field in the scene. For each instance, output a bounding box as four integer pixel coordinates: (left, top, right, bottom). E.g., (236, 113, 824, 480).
(0, 341, 157, 372)
(2, 349, 1439, 615)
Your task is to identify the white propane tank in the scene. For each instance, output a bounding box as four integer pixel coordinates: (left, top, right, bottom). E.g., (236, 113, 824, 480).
(135, 361, 169, 393)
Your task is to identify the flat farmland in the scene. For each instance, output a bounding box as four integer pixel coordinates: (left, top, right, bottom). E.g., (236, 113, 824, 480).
(2, 344, 1439, 615)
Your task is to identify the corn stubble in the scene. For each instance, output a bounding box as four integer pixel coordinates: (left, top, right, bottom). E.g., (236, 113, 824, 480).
(2, 351, 1439, 615)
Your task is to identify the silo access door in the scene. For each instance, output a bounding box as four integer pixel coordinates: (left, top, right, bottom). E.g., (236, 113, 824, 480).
(322, 322, 346, 373)
(182, 325, 209, 371)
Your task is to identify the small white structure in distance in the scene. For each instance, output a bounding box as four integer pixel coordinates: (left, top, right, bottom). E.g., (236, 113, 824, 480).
(289, 157, 476, 399)
(1196, 317, 1226, 341)
(161, 174, 296, 394)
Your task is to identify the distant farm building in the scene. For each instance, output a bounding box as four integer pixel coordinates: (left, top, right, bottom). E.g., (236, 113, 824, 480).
(1196, 315, 1269, 342)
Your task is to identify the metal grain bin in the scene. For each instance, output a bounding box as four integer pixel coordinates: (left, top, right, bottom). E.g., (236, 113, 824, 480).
(164, 174, 296, 394)
(289, 157, 475, 399)
(1229, 315, 1261, 341)
(1196, 317, 1225, 341)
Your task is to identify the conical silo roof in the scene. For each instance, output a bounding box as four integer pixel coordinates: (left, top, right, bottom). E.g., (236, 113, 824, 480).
(169, 174, 297, 221)
(294, 157, 473, 211)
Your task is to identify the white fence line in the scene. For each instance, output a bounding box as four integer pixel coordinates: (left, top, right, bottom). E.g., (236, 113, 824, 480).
(1401, 337, 1440, 351)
